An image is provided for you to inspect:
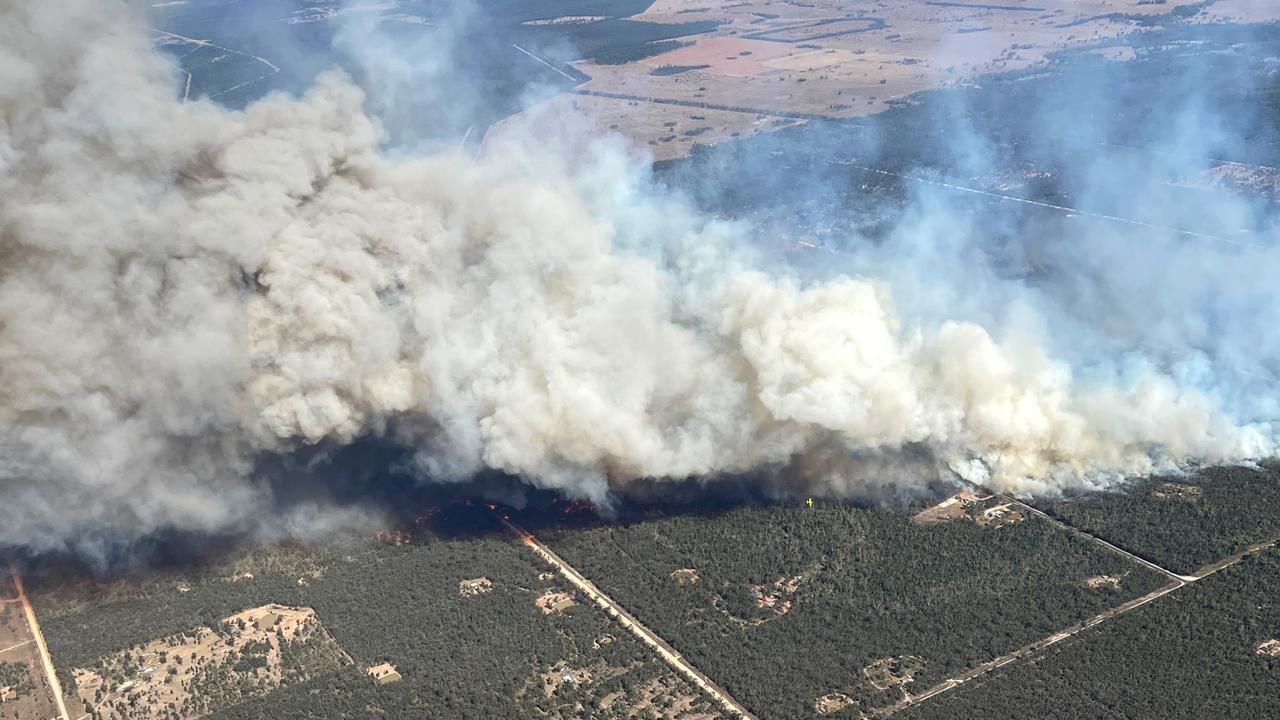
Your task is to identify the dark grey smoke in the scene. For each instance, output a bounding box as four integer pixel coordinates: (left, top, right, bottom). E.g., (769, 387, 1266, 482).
(0, 0, 1274, 557)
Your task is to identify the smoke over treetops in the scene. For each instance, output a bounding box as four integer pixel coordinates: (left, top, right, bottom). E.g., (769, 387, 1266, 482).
(1, 0, 1275, 554)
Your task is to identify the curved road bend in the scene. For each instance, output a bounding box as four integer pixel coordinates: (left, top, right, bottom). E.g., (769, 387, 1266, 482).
(498, 516, 760, 720)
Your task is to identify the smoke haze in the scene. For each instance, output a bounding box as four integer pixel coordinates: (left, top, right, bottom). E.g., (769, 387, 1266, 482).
(1, 0, 1276, 556)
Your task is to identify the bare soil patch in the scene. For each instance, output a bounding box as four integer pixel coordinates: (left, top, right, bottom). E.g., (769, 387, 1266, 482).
(459, 577, 494, 596)
(535, 590, 576, 615)
(976, 502, 1026, 528)
(763, 48, 862, 72)
(69, 604, 349, 720)
(814, 691, 857, 715)
(671, 568, 701, 585)
(912, 492, 985, 525)
(1083, 574, 1123, 591)
(1153, 482, 1203, 501)
(366, 661, 402, 684)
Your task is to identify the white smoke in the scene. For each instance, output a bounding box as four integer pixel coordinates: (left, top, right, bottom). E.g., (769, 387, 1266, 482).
(0, 0, 1272, 552)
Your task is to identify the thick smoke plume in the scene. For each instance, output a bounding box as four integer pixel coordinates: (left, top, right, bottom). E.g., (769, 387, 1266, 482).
(0, 0, 1274, 554)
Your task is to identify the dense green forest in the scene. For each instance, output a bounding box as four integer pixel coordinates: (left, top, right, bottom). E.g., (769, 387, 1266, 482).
(1035, 463, 1280, 575)
(31, 488, 1280, 719)
(535, 500, 1167, 719)
(903, 549, 1280, 720)
(35, 508, 722, 719)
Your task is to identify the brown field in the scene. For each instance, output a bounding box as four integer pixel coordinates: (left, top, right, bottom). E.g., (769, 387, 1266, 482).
(644, 37, 799, 76)
(496, 0, 1280, 160)
(762, 47, 863, 72)
(912, 493, 985, 525)
(912, 496, 969, 525)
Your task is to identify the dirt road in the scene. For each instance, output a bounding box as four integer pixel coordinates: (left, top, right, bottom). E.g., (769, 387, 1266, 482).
(838, 161, 1258, 248)
(512, 44, 576, 82)
(1189, 533, 1280, 580)
(0, 639, 34, 656)
(573, 88, 833, 121)
(151, 29, 280, 73)
(9, 564, 70, 720)
(150, 28, 279, 101)
(875, 578, 1183, 716)
(879, 484, 1280, 717)
(1007, 496, 1279, 583)
(882, 527, 1280, 716)
(1005, 498, 1195, 582)
(499, 516, 759, 720)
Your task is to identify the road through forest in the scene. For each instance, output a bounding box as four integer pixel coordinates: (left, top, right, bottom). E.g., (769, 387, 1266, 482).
(877, 486, 1280, 716)
(499, 515, 759, 720)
